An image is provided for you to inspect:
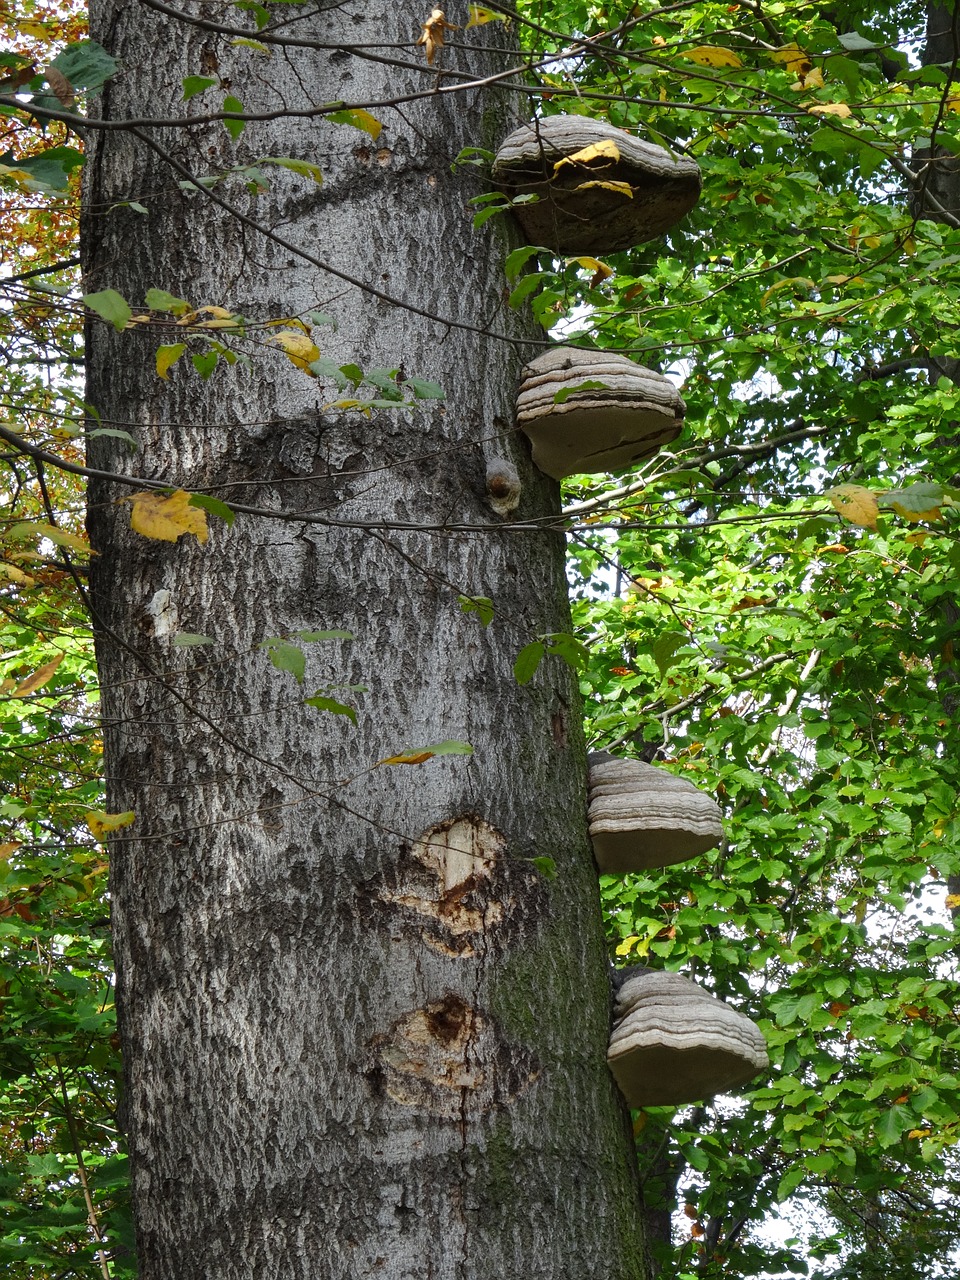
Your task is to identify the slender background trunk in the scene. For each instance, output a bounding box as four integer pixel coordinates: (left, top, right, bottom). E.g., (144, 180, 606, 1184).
(83, 2, 651, 1276)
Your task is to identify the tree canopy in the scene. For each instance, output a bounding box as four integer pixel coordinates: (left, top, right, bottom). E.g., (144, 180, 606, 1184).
(3, 0, 960, 1276)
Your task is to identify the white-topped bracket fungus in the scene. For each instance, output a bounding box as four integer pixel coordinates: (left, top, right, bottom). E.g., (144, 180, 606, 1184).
(492, 115, 701, 256)
(516, 347, 684, 480)
(587, 752, 723, 874)
(607, 970, 769, 1107)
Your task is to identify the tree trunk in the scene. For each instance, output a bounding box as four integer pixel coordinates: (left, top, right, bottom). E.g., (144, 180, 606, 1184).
(83, 3, 651, 1277)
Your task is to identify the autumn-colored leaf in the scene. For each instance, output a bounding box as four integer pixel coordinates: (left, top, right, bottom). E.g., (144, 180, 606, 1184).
(570, 255, 613, 288)
(466, 5, 507, 27)
(945, 893, 960, 908)
(576, 179, 634, 199)
(554, 139, 620, 171)
(269, 329, 321, 374)
(0, 841, 21, 861)
(417, 8, 458, 65)
(378, 739, 473, 766)
(809, 102, 852, 118)
(680, 45, 743, 69)
(156, 342, 186, 379)
(828, 483, 879, 530)
(328, 108, 383, 141)
(44, 66, 75, 107)
(12, 654, 64, 697)
(85, 810, 136, 840)
(770, 42, 810, 73)
(730, 595, 773, 612)
(829, 1002, 851, 1017)
(791, 66, 825, 90)
(128, 490, 209, 544)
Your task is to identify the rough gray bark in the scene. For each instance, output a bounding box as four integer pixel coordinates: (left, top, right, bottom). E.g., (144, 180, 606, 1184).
(82, 2, 652, 1277)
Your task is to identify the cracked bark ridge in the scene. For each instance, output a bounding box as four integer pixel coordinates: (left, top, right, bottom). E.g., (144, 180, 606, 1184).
(492, 115, 702, 255)
(587, 753, 724, 873)
(607, 971, 769, 1107)
(516, 347, 685, 480)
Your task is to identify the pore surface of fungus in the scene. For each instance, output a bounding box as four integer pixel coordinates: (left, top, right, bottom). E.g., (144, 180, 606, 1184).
(587, 752, 723, 873)
(492, 115, 701, 255)
(517, 347, 684, 480)
(608, 970, 768, 1107)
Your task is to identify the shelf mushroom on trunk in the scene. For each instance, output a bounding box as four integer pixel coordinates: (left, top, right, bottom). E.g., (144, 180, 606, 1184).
(587, 752, 724, 874)
(492, 115, 702, 256)
(516, 347, 685, 480)
(607, 970, 769, 1107)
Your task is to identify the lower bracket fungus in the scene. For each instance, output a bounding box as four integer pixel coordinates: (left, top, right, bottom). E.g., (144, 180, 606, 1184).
(517, 347, 684, 479)
(607, 970, 769, 1107)
(588, 752, 723, 873)
(492, 115, 702, 256)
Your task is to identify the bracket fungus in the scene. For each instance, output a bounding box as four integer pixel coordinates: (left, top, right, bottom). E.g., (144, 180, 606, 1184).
(587, 752, 723, 873)
(492, 116, 701, 256)
(516, 347, 684, 480)
(608, 970, 769, 1107)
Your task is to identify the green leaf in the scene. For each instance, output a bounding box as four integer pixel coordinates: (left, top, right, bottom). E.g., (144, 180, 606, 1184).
(505, 244, 545, 281)
(173, 632, 214, 647)
(553, 379, 606, 405)
(652, 630, 687, 678)
(508, 273, 547, 308)
(304, 694, 357, 723)
(88, 427, 138, 448)
(50, 39, 118, 92)
(260, 639, 306, 683)
(11, 147, 84, 193)
(530, 855, 557, 880)
(83, 289, 131, 332)
(406, 378, 445, 400)
(188, 494, 236, 526)
(146, 288, 191, 314)
(340, 363, 364, 386)
(222, 95, 245, 140)
(182, 75, 218, 101)
(327, 108, 382, 140)
(363, 369, 404, 401)
(545, 632, 589, 671)
(459, 595, 494, 627)
(514, 641, 545, 685)
(191, 350, 219, 379)
(260, 156, 323, 185)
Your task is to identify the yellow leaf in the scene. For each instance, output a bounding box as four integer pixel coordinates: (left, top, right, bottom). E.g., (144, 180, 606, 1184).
(0, 164, 35, 187)
(156, 342, 186, 379)
(324, 398, 372, 417)
(809, 102, 852, 118)
(615, 936, 640, 956)
(947, 94, 960, 113)
(128, 490, 209, 544)
(466, 5, 507, 27)
(770, 42, 810, 72)
(554, 139, 620, 171)
(791, 67, 825, 90)
(338, 108, 382, 141)
(12, 654, 63, 697)
(945, 892, 960, 907)
(269, 329, 321, 374)
(633, 1112, 647, 1135)
(417, 8, 459, 65)
(908, 1128, 932, 1140)
(0, 563, 36, 587)
(680, 45, 743, 69)
(828, 484, 879, 530)
(760, 276, 816, 307)
(0, 841, 21, 861)
(85, 810, 136, 840)
(576, 179, 634, 198)
(19, 21, 48, 36)
(571, 255, 613, 287)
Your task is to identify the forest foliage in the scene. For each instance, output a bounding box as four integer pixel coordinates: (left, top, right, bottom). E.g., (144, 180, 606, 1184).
(3, 0, 960, 1275)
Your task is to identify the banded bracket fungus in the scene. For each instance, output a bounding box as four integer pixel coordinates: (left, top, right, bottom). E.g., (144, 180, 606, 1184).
(492, 115, 701, 256)
(587, 752, 723, 874)
(516, 348, 684, 480)
(607, 970, 769, 1107)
